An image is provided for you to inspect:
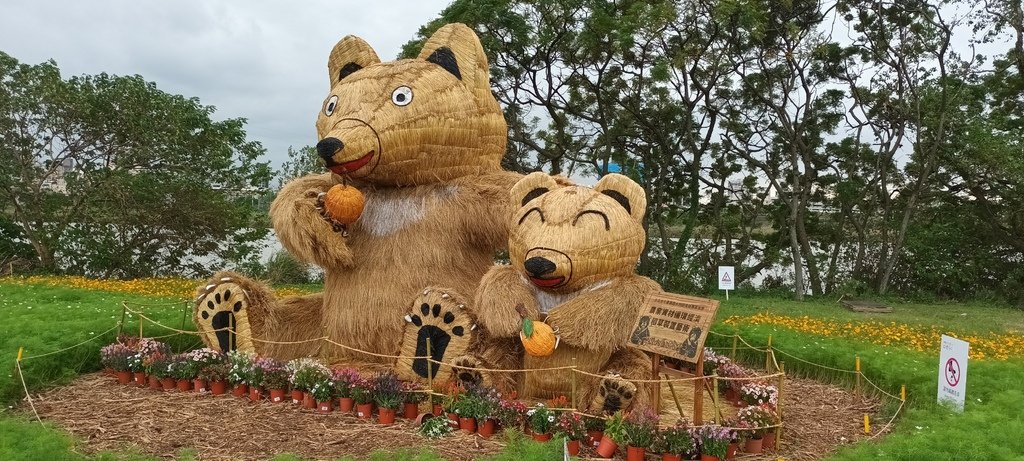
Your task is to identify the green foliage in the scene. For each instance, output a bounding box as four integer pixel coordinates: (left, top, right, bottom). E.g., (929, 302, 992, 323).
(276, 145, 323, 189)
(0, 52, 271, 279)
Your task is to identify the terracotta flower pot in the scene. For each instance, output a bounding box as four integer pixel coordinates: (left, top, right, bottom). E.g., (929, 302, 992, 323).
(531, 432, 552, 442)
(269, 388, 286, 403)
(700, 455, 721, 461)
(176, 379, 192, 392)
(745, 437, 763, 454)
(356, 403, 374, 419)
(727, 442, 739, 459)
(459, 417, 477, 433)
(339, 397, 355, 412)
(567, 440, 581, 456)
(626, 446, 646, 461)
(210, 380, 227, 395)
(115, 371, 131, 385)
(302, 392, 316, 409)
(132, 372, 146, 386)
(403, 402, 419, 419)
(596, 437, 618, 458)
(148, 375, 161, 390)
(232, 383, 248, 398)
(318, 401, 332, 414)
(248, 387, 262, 402)
(662, 453, 682, 461)
(379, 407, 397, 425)
(724, 388, 738, 401)
(762, 431, 777, 450)
(447, 412, 460, 428)
(160, 377, 176, 391)
(291, 389, 304, 404)
(193, 379, 207, 393)
(432, 404, 443, 416)
(587, 430, 604, 448)
(478, 419, 496, 438)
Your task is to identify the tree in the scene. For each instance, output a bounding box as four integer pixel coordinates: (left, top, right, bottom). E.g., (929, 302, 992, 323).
(276, 145, 322, 189)
(0, 52, 272, 277)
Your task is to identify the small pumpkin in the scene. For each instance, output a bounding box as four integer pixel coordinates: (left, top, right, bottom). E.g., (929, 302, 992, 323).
(520, 317, 559, 357)
(323, 184, 365, 224)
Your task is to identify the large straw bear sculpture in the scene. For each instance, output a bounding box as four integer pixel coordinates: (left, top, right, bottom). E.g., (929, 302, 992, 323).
(191, 24, 520, 379)
(455, 172, 662, 414)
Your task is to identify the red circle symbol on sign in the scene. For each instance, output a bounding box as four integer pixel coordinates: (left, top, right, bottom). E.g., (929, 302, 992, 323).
(945, 358, 960, 387)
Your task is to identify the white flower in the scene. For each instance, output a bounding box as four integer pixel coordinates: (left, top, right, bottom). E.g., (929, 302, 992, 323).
(547, 415, 555, 422)
(527, 410, 536, 416)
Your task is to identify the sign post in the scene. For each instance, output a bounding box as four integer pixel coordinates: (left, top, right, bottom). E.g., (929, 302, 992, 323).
(629, 293, 721, 423)
(937, 335, 969, 412)
(718, 266, 735, 300)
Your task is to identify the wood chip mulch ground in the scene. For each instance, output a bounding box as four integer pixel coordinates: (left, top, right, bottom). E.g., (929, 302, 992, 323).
(22, 373, 890, 460)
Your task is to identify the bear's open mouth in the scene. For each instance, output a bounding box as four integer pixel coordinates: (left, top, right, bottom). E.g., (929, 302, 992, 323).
(529, 276, 566, 288)
(328, 151, 375, 174)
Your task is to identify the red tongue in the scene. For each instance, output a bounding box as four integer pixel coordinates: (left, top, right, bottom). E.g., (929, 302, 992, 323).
(328, 151, 374, 174)
(530, 276, 564, 288)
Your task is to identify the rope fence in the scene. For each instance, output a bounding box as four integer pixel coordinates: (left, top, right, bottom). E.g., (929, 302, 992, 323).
(13, 299, 907, 443)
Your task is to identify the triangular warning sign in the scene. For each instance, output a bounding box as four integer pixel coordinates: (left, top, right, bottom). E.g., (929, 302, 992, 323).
(721, 272, 732, 282)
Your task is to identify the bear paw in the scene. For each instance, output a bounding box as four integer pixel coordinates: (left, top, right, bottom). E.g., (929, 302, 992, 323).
(451, 355, 484, 387)
(592, 373, 637, 415)
(194, 277, 255, 353)
(396, 288, 476, 381)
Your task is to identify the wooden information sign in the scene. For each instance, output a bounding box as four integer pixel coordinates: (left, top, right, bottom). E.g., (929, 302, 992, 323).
(629, 292, 720, 362)
(628, 292, 721, 423)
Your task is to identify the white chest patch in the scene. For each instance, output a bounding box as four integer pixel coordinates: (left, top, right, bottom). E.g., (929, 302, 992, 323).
(357, 186, 457, 237)
(522, 275, 614, 315)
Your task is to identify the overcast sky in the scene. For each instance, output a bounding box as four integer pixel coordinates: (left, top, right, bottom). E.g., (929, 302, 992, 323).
(0, 0, 451, 169)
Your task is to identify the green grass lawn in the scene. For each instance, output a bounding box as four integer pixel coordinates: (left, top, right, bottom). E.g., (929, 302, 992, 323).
(2, 278, 1023, 460)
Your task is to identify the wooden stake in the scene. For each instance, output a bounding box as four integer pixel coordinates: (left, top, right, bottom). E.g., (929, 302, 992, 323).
(426, 337, 433, 396)
(694, 352, 704, 425)
(180, 301, 189, 332)
(571, 356, 578, 410)
(731, 334, 738, 359)
(777, 362, 785, 448)
(138, 313, 144, 340)
(229, 312, 235, 352)
(712, 377, 720, 425)
(863, 414, 870, 433)
(855, 356, 861, 396)
(117, 304, 127, 338)
(651, 353, 662, 413)
(17, 347, 23, 363)
(901, 384, 906, 402)
(765, 335, 773, 371)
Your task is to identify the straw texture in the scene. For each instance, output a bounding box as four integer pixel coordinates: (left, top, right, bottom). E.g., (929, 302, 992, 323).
(468, 173, 662, 412)
(192, 23, 521, 365)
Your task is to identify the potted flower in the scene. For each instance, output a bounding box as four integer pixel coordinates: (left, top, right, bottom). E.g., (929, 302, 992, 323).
(452, 392, 482, 433)
(257, 357, 289, 402)
(526, 403, 557, 442)
(310, 377, 335, 414)
(585, 416, 606, 448)
(655, 423, 695, 461)
(127, 351, 146, 386)
(495, 399, 527, 433)
(738, 382, 778, 408)
(352, 376, 375, 418)
(185, 348, 224, 393)
(736, 404, 778, 454)
(474, 387, 501, 438)
(716, 362, 747, 404)
(419, 414, 455, 439)
(246, 356, 265, 401)
(332, 368, 360, 412)
(693, 425, 732, 461)
(371, 371, 404, 425)
(144, 351, 174, 390)
(289, 358, 330, 409)
(441, 382, 463, 427)
(430, 389, 445, 416)
(623, 407, 658, 461)
(402, 382, 426, 419)
(227, 351, 255, 398)
(597, 411, 626, 458)
(702, 347, 728, 375)
(554, 412, 586, 455)
(199, 361, 231, 395)
(169, 354, 195, 392)
(100, 343, 133, 384)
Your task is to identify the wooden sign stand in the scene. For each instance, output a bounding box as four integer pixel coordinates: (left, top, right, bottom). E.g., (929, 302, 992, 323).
(651, 351, 709, 424)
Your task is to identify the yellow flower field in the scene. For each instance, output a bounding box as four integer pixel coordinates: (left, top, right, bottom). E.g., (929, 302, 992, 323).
(2, 275, 315, 299)
(724, 312, 1024, 361)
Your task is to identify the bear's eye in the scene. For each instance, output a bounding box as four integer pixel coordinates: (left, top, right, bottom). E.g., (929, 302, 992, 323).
(324, 95, 339, 116)
(572, 210, 610, 231)
(391, 86, 413, 106)
(518, 208, 545, 226)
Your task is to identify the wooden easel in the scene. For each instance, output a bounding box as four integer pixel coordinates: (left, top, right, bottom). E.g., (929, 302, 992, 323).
(651, 351, 710, 424)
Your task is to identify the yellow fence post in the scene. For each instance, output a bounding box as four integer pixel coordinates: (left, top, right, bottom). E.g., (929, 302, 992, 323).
(901, 384, 906, 402)
(426, 337, 433, 400)
(731, 333, 738, 359)
(855, 356, 861, 396)
(712, 377, 720, 425)
(777, 362, 785, 448)
(571, 356, 578, 410)
(765, 335, 773, 371)
(138, 313, 144, 340)
(117, 303, 127, 338)
(17, 347, 24, 363)
(863, 414, 870, 434)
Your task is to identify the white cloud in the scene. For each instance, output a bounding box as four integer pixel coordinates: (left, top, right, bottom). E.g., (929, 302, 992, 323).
(0, 0, 451, 168)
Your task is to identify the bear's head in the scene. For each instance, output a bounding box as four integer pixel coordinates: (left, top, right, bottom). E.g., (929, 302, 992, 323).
(314, 23, 506, 186)
(508, 172, 648, 293)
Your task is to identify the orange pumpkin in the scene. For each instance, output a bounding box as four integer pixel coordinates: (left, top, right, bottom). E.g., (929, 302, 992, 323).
(520, 318, 559, 357)
(323, 184, 365, 224)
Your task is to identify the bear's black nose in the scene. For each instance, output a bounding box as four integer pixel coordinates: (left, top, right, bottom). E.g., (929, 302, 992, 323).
(316, 137, 344, 163)
(524, 257, 556, 277)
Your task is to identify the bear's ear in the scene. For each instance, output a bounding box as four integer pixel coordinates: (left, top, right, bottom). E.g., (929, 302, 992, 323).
(418, 23, 491, 99)
(511, 172, 560, 208)
(327, 35, 381, 88)
(593, 173, 647, 221)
